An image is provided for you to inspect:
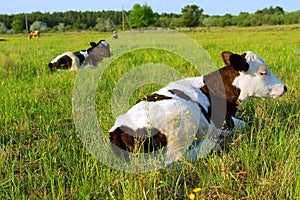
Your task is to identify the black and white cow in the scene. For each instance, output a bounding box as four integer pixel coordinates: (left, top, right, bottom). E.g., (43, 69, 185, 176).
(48, 40, 111, 71)
(109, 51, 287, 165)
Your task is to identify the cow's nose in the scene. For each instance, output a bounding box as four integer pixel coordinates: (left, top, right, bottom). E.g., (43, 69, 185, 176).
(283, 85, 287, 92)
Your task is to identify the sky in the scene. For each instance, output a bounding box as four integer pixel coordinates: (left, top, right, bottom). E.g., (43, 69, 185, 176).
(0, 0, 299, 15)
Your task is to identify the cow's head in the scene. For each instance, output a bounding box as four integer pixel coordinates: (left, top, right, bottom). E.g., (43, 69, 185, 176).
(84, 40, 112, 65)
(222, 51, 287, 101)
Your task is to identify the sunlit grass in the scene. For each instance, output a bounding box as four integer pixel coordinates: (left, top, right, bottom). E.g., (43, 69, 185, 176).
(0, 26, 299, 199)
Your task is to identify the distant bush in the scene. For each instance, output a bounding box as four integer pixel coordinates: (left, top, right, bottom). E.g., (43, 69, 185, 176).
(30, 21, 49, 32)
(94, 18, 115, 32)
(0, 22, 7, 33)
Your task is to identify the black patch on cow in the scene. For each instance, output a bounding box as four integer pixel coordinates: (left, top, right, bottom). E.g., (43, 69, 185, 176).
(137, 93, 172, 103)
(230, 53, 249, 72)
(48, 55, 72, 70)
(74, 51, 86, 65)
(222, 51, 249, 72)
(196, 103, 211, 124)
(110, 126, 167, 161)
(169, 89, 193, 101)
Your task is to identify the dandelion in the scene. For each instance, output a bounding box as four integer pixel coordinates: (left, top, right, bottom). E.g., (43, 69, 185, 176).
(188, 193, 195, 200)
(193, 187, 202, 193)
(173, 121, 179, 126)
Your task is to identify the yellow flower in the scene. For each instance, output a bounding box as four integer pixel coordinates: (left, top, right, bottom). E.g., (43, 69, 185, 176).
(188, 193, 195, 200)
(193, 187, 202, 193)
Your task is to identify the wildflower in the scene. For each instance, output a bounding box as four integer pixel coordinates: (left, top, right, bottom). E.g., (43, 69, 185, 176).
(193, 187, 202, 193)
(173, 121, 179, 126)
(188, 193, 195, 200)
(193, 135, 198, 141)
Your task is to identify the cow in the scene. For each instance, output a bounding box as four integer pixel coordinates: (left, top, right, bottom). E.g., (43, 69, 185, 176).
(28, 31, 40, 39)
(48, 40, 111, 71)
(109, 51, 287, 166)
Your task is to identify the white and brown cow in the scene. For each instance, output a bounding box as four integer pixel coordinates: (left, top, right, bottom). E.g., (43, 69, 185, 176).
(48, 40, 111, 71)
(28, 31, 40, 39)
(109, 51, 287, 166)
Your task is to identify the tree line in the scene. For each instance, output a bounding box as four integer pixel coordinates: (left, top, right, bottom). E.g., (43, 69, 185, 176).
(0, 4, 299, 33)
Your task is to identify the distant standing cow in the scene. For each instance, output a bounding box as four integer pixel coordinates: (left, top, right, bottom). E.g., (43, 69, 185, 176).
(29, 31, 40, 39)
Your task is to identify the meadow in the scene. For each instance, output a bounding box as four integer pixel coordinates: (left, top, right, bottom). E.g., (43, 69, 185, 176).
(0, 25, 299, 199)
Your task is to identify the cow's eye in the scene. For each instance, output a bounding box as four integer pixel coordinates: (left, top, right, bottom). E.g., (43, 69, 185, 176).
(259, 70, 268, 76)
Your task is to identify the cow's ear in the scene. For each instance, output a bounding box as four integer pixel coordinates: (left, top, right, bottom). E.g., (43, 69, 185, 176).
(90, 42, 97, 47)
(229, 53, 249, 72)
(222, 51, 233, 65)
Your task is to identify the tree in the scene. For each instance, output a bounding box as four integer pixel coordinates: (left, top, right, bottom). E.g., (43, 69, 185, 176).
(0, 22, 8, 33)
(30, 21, 49, 32)
(94, 18, 115, 32)
(158, 16, 172, 28)
(274, 6, 284, 14)
(129, 3, 154, 29)
(202, 17, 216, 27)
(11, 19, 24, 33)
(181, 4, 203, 29)
(256, 6, 284, 15)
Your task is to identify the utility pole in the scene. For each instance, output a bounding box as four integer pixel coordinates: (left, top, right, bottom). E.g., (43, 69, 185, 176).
(122, 5, 125, 31)
(121, 5, 132, 31)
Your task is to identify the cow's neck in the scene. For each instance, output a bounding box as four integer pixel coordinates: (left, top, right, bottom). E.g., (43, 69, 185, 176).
(200, 65, 242, 129)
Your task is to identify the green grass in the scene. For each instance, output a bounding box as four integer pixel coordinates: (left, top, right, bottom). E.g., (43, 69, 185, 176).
(0, 26, 299, 199)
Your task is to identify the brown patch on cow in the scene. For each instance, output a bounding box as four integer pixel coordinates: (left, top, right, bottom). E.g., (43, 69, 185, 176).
(109, 126, 167, 161)
(222, 51, 232, 66)
(137, 93, 172, 103)
(200, 65, 241, 129)
(29, 31, 40, 39)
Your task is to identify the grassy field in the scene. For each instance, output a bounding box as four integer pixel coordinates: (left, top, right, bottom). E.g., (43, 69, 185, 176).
(0, 25, 299, 199)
